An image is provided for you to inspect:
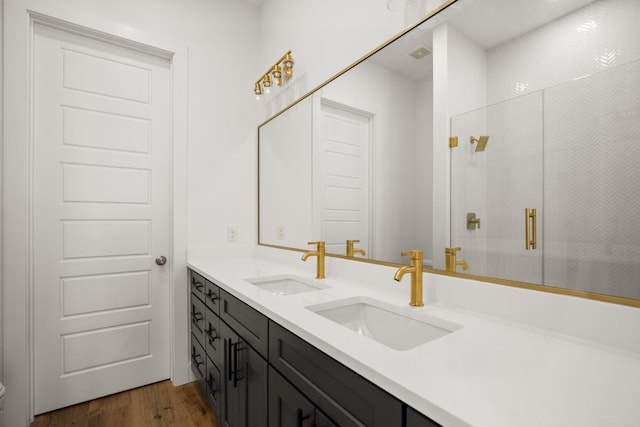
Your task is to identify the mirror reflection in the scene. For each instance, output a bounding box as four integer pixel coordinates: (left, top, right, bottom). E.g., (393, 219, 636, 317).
(259, 0, 640, 303)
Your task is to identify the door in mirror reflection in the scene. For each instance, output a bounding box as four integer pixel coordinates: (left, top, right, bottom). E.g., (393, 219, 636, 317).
(450, 91, 543, 283)
(312, 98, 372, 257)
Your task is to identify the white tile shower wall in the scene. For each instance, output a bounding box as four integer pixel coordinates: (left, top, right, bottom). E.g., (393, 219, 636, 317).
(487, 0, 640, 104)
(543, 60, 640, 300)
(484, 0, 640, 298)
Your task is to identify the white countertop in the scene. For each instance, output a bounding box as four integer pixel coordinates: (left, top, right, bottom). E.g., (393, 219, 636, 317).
(188, 248, 640, 427)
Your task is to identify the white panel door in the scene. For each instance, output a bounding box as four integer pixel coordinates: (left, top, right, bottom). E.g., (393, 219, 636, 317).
(33, 23, 171, 414)
(313, 98, 372, 256)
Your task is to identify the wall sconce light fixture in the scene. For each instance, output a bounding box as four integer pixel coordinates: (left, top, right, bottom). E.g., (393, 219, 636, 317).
(254, 50, 294, 100)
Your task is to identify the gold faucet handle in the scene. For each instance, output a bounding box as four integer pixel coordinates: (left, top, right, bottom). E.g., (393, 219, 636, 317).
(307, 241, 325, 249)
(401, 250, 423, 260)
(445, 246, 462, 254)
(346, 239, 360, 245)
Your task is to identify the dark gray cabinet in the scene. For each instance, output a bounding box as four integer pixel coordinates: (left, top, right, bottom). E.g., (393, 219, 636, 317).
(190, 269, 268, 427)
(189, 268, 442, 427)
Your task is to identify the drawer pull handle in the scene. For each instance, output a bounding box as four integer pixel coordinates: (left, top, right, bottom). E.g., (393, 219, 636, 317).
(227, 339, 245, 388)
(206, 289, 219, 303)
(227, 339, 234, 382)
(296, 408, 311, 427)
(191, 277, 204, 290)
(205, 325, 218, 341)
(191, 353, 203, 367)
(233, 342, 245, 388)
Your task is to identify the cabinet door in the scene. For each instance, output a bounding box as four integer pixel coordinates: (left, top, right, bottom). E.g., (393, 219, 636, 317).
(269, 367, 337, 427)
(220, 321, 267, 427)
(206, 356, 222, 419)
(406, 406, 441, 427)
(269, 366, 316, 427)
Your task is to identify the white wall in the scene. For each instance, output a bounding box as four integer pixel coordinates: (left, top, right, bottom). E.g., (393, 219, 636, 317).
(256, 0, 409, 123)
(259, 0, 406, 90)
(259, 97, 313, 247)
(432, 22, 487, 270)
(415, 76, 434, 265)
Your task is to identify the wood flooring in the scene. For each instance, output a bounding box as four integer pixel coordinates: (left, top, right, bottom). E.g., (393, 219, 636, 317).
(30, 380, 220, 427)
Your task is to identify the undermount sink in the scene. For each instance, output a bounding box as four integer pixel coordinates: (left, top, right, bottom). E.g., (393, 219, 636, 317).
(306, 297, 462, 351)
(245, 274, 331, 296)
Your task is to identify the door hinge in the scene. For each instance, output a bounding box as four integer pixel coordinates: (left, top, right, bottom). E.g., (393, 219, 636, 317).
(449, 136, 458, 148)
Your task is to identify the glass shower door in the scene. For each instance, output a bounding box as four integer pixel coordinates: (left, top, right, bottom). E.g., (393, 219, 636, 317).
(450, 91, 543, 284)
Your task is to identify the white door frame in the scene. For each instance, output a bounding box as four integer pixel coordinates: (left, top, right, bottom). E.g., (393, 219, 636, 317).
(2, 8, 189, 427)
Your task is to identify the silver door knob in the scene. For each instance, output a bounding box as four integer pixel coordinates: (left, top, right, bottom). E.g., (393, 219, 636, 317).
(155, 256, 167, 266)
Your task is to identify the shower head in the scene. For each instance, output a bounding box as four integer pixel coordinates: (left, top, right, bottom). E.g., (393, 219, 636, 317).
(470, 135, 489, 152)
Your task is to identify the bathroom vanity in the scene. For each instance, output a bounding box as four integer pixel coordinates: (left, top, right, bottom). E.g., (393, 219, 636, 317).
(189, 267, 436, 426)
(188, 247, 640, 427)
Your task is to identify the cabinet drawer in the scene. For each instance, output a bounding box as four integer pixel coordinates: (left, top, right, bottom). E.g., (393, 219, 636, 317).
(220, 289, 268, 358)
(205, 306, 222, 367)
(204, 279, 221, 314)
(190, 333, 206, 391)
(206, 356, 222, 418)
(190, 292, 206, 346)
(269, 321, 402, 427)
(190, 270, 207, 302)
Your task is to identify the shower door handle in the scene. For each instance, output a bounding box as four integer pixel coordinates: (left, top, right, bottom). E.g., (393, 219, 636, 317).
(525, 208, 537, 250)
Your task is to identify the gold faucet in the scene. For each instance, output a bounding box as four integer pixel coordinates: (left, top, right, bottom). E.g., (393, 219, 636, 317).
(346, 239, 366, 258)
(445, 247, 469, 272)
(302, 241, 326, 279)
(393, 250, 424, 307)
